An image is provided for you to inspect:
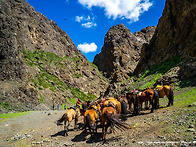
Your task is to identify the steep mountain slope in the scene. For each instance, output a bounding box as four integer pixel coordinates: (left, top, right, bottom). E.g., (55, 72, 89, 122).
(134, 0, 196, 82)
(103, 0, 196, 97)
(93, 24, 155, 83)
(0, 0, 108, 112)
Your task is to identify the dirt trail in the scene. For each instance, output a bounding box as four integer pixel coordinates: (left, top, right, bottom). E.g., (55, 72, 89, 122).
(0, 104, 195, 147)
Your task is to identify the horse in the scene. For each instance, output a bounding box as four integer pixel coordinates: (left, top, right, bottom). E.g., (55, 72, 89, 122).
(84, 103, 100, 140)
(117, 95, 128, 120)
(101, 106, 130, 142)
(81, 101, 91, 115)
(103, 97, 121, 114)
(134, 88, 159, 115)
(57, 106, 81, 136)
(155, 85, 174, 107)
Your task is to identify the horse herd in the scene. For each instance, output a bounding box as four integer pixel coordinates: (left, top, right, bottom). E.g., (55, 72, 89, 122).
(56, 85, 174, 142)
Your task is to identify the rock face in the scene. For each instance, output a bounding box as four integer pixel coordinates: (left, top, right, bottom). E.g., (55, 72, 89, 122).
(0, 0, 108, 111)
(93, 24, 155, 83)
(134, 0, 196, 80)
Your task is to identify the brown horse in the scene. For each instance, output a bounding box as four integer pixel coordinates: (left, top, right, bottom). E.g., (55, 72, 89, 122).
(101, 106, 130, 142)
(103, 97, 121, 114)
(155, 85, 174, 107)
(84, 103, 100, 140)
(134, 88, 158, 114)
(81, 101, 91, 115)
(57, 106, 81, 136)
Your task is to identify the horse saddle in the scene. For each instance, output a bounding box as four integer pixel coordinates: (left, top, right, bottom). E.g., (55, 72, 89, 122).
(107, 102, 116, 109)
(70, 106, 78, 110)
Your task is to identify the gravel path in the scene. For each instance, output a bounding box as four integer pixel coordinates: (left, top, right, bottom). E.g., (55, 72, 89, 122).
(0, 104, 195, 147)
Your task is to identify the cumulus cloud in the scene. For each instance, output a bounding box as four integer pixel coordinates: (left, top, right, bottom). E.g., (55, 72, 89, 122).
(75, 15, 97, 28)
(77, 42, 97, 53)
(82, 22, 97, 28)
(78, 0, 153, 22)
(75, 16, 84, 22)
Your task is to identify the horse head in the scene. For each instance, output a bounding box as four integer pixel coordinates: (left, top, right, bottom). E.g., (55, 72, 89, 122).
(76, 107, 81, 117)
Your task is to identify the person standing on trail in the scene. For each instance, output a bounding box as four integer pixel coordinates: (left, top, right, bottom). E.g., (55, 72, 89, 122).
(52, 103, 55, 110)
(57, 104, 60, 110)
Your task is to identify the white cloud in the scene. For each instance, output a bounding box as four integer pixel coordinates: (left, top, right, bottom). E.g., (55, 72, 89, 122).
(78, 0, 153, 22)
(75, 16, 84, 22)
(77, 42, 97, 53)
(82, 22, 97, 28)
(75, 15, 97, 28)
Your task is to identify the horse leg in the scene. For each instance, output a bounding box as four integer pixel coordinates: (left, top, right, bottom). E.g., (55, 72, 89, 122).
(95, 121, 98, 134)
(129, 102, 133, 113)
(150, 99, 154, 113)
(63, 121, 67, 136)
(84, 123, 87, 140)
(110, 122, 114, 133)
(74, 117, 78, 130)
(65, 121, 69, 136)
(133, 99, 138, 115)
(89, 124, 93, 138)
(145, 101, 149, 110)
(168, 87, 174, 106)
(102, 123, 106, 142)
(167, 97, 171, 107)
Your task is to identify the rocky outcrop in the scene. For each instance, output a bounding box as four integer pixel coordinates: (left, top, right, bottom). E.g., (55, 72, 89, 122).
(93, 24, 155, 83)
(134, 0, 196, 81)
(0, 0, 108, 111)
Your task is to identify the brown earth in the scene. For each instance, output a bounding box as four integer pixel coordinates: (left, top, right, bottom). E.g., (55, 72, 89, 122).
(0, 89, 195, 147)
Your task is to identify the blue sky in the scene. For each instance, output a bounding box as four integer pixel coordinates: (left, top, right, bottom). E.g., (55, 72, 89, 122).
(26, 0, 166, 62)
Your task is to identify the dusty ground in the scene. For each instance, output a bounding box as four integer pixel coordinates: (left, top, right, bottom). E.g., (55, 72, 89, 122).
(0, 91, 195, 147)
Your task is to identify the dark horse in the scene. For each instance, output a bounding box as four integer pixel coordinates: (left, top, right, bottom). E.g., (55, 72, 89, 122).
(134, 88, 159, 115)
(117, 95, 128, 121)
(155, 85, 174, 107)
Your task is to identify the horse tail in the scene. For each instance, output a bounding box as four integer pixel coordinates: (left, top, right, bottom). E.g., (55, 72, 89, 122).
(169, 87, 174, 106)
(120, 101, 127, 121)
(57, 113, 67, 125)
(105, 112, 130, 133)
(86, 114, 93, 130)
(153, 90, 159, 109)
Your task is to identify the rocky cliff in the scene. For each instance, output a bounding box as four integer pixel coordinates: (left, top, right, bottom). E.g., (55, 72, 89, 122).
(0, 0, 108, 112)
(93, 24, 155, 83)
(134, 0, 196, 83)
(102, 0, 196, 97)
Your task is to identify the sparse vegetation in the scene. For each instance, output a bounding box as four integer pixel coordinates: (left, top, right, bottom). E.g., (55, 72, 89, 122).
(0, 111, 31, 122)
(23, 49, 98, 105)
(131, 56, 182, 89)
(0, 102, 12, 110)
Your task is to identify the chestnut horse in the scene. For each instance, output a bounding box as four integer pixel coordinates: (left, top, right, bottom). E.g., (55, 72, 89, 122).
(84, 103, 100, 140)
(101, 106, 130, 142)
(134, 88, 159, 114)
(57, 107, 81, 136)
(155, 85, 174, 107)
(103, 97, 121, 114)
